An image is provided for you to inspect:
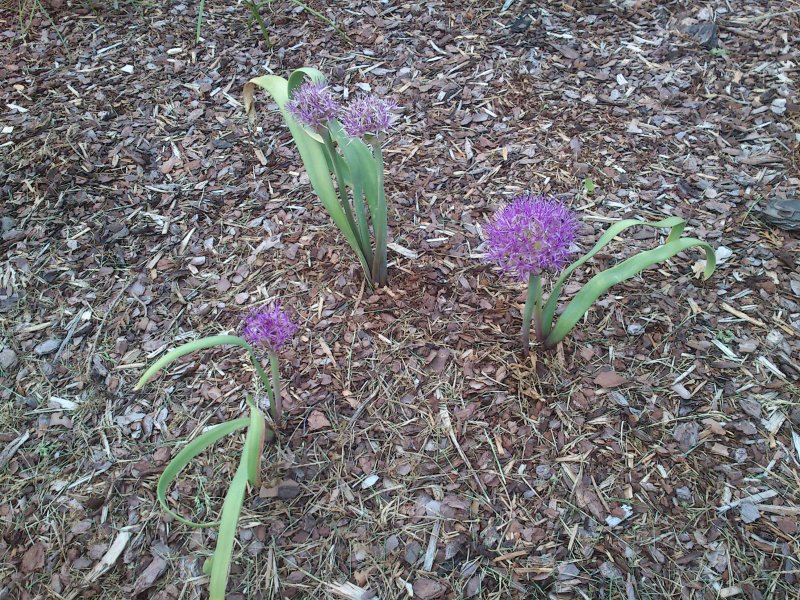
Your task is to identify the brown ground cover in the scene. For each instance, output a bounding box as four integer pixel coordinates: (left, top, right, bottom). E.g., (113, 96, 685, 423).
(1, 1, 799, 598)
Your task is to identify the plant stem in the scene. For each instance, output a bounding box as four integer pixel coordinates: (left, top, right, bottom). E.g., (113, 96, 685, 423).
(369, 136, 388, 286)
(268, 350, 282, 425)
(521, 274, 542, 356)
(195, 0, 206, 42)
(246, 0, 272, 46)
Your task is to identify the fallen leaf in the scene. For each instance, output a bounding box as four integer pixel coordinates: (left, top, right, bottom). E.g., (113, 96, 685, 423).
(21, 542, 45, 573)
(594, 371, 628, 388)
(308, 410, 331, 431)
(412, 577, 446, 599)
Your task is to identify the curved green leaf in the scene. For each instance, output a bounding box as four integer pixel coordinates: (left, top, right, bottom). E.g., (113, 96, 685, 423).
(156, 418, 250, 528)
(287, 66, 325, 95)
(209, 460, 249, 600)
(134, 335, 254, 391)
(541, 217, 686, 334)
(134, 335, 271, 396)
(545, 238, 716, 348)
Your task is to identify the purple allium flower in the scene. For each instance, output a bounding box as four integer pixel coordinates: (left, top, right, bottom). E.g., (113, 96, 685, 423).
(484, 194, 579, 280)
(242, 303, 297, 352)
(286, 81, 340, 131)
(340, 94, 398, 137)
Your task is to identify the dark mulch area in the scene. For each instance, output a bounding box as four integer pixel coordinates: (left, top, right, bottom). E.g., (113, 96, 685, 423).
(1, 1, 799, 599)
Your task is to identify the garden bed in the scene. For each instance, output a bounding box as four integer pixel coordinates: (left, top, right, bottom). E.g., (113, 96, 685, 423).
(1, 1, 799, 598)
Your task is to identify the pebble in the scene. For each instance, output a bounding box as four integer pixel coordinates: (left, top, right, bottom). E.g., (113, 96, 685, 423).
(0, 348, 18, 370)
(34, 339, 61, 355)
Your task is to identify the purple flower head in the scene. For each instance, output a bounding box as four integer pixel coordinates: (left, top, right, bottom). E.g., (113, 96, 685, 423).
(286, 81, 340, 132)
(484, 194, 579, 280)
(340, 94, 399, 138)
(242, 302, 297, 352)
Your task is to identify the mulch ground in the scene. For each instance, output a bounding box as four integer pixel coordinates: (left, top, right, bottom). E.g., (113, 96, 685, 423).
(1, 1, 799, 599)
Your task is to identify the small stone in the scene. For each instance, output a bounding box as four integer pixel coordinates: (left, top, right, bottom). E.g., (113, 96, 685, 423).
(1, 217, 16, 234)
(739, 502, 760, 524)
(758, 197, 800, 231)
(0, 348, 17, 370)
(738, 340, 758, 353)
(673, 421, 700, 452)
(765, 329, 785, 348)
(557, 563, 580, 580)
(404, 541, 421, 565)
(34, 339, 61, 355)
(360, 474, 379, 490)
(599, 560, 623, 580)
(121, 64, 134, 74)
(676, 486, 692, 502)
(739, 397, 762, 419)
(627, 323, 645, 336)
(685, 21, 719, 49)
(770, 98, 787, 115)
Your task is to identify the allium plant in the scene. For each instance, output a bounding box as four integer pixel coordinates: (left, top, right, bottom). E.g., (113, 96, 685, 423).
(244, 68, 398, 287)
(133, 302, 296, 600)
(484, 194, 717, 354)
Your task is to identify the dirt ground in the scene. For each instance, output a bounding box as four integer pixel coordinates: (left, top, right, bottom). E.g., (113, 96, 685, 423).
(1, 1, 799, 598)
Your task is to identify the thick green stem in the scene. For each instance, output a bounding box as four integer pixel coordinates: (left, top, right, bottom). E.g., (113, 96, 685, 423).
(269, 350, 282, 425)
(369, 136, 388, 286)
(521, 274, 543, 356)
(350, 179, 373, 270)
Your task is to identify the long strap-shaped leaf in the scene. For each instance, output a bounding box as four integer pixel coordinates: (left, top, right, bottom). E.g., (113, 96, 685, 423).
(545, 238, 716, 348)
(207, 402, 271, 600)
(243, 397, 267, 487)
(243, 71, 371, 279)
(208, 458, 249, 600)
(156, 418, 250, 528)
(541, 217, 686, 334)
(330, 123, 387, 284)
(329, 122, 376, 264)
(133, 334, 274, 416)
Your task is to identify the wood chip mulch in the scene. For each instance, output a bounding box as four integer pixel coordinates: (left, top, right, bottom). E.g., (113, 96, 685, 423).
(1, 1, 799, 599)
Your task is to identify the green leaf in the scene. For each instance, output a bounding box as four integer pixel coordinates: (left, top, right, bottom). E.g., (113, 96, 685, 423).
(195, 0, 205, 42)
(244, 71, 371, 279)
(583, 177, 595, 195)
(545, 238, 716, 348)
(330, 122, 380, 263)
(541, 217, 686, 334)
(208, 460, 249, 600)
(156, 418, 250, 529)
(133, 335, 254, 390)
(243, 397, 267, 486)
